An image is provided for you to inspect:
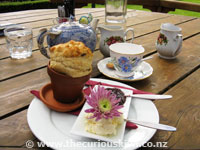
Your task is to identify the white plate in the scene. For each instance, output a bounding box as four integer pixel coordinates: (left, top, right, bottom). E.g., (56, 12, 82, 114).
(27, 78, 159, 150)
(70, 85, 132, 144)
(97, 58, 153, 82)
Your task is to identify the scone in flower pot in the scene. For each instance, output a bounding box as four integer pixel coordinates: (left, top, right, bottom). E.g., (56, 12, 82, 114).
(47, 63, 90, 103)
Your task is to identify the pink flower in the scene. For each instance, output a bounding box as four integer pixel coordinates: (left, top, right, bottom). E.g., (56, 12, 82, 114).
(85, 86, 123, 121)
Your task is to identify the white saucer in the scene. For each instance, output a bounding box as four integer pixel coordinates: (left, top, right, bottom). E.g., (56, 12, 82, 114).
(97, 57, 153, 82)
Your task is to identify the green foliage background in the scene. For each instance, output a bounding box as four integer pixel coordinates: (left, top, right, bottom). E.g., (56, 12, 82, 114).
(0, 0, 199, 17)
(84, 0, 200, 18)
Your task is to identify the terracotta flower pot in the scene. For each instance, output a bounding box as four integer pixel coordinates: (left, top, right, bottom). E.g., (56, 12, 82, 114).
(47, 63, 90, 103)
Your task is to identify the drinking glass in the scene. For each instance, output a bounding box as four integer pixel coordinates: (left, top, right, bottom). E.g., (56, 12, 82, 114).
(4, 26, 33, 59)
(105, 0, 128, 24)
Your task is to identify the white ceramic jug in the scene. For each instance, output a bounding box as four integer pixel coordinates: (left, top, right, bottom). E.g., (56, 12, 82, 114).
(156, 23, 182, 59)
(98, 25, 134, 57)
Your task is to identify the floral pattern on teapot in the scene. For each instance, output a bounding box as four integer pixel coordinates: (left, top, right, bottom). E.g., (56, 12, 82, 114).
(37, 14, 99, 58)
(47, 24, 96, 51)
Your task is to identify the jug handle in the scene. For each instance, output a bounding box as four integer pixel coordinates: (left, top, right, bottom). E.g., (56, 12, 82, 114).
(124, 28, 134, 43)
(37, 28, 50, 59)
(173, 34, 182, 56)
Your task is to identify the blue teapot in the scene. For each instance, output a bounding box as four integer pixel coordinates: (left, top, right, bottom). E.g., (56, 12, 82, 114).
(37, 18, 99, 58)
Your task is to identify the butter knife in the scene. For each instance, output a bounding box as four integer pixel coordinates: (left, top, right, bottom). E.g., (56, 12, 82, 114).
(125, 119, 176, 131)
(126, 94, 172, 100)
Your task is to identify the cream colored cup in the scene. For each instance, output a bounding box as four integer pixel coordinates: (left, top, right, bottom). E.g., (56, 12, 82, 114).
(109, 43, 145, 77)
(156, 23, 182, 59)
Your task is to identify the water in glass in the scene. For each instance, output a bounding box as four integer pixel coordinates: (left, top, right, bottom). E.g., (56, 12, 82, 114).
(4, 27, 33, 59)
(105, 0, 127, 23)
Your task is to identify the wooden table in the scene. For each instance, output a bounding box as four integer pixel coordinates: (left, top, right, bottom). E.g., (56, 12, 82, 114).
(0, 8, 200, 150)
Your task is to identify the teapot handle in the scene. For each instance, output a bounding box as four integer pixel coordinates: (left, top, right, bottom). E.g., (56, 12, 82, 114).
(124, 28, 134, 43)
(173, 34, 182, 56)
(37, 28, 50, 59)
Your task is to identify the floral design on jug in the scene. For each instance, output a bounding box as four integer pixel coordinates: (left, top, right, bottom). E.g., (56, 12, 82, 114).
(157, 33, 168, 45)
(104, 36, 124, 46)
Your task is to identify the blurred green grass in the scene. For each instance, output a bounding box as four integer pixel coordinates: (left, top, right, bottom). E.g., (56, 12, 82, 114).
(84, 0, 200, 18)
(0, 0, 48, 6)
(0, 0, 199, 18)
(0, 0, 59, 13)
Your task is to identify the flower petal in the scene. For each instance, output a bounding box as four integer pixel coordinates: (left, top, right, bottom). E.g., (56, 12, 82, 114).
(85, 108, 95, 113)
(85, 85, 124, 121)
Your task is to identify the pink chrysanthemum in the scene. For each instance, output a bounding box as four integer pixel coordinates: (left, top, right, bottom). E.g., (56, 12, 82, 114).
(85, 86, 123, 121)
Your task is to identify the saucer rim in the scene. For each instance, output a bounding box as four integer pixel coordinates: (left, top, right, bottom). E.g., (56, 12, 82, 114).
(97, 57, 153, 82)
(39, 83, 85, 112)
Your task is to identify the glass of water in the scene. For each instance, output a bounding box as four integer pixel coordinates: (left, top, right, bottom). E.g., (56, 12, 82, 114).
(105, 0, 128, 24)
(4, 26, 33, 59)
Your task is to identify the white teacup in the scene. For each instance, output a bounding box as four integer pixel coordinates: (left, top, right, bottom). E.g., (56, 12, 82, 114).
(109, 43, 145, 77)
(156, 23, 182, 59)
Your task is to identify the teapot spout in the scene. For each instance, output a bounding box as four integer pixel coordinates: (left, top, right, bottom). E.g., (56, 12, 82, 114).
(90, 18, 99, 32)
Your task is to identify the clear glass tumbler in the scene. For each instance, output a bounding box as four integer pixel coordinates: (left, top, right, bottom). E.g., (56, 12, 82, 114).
(105, 0, 128, 24)
(4, 26, 33, 59)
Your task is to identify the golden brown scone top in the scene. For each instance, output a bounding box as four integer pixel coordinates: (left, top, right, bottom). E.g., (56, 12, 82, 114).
(50, 40, 93, 58)
(49, 40, 93, 78)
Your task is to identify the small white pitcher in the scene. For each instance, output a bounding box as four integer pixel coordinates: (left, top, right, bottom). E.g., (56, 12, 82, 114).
(156, 23, 182, 59)
(98, 25, 134, 57)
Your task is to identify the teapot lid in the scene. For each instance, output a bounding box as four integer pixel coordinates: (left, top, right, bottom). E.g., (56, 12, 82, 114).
(51, 21, 92, 32)
(51, 13, 94, 32)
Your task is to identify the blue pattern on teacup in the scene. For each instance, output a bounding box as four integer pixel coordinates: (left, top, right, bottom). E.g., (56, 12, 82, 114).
(118, 56, 129, 66)
(122, 63, 132, 72)
(113, 56, 141, 73)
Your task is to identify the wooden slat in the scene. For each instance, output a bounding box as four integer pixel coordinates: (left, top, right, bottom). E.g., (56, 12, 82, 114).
(0, 110, 35, 147)
(134, 18, 200, 56)
(0, 50, 48, 81)
(0, 12, 190, 50)
(0, 8, 104, 44)
(0, 14, 195, 80)
(150, 69, 200, 149)
(0, 9, 152, 45)
(0, 148, 29, 150)
(0, 23, 199, 118)
(0, 10, 106, 42)
(0, 10, 168, 58)
(0, 34, 199, 147)
(70, 0, 200, 12)
(0, 9, 56, 18)
(0, 10, 191, 48)
(0, 68, 49, 117)
(0, 17, 199, 118)
(161, 0, 200, 12)
(0, 9, 105, 45)
(0, 10, 106, 48)
(0, 10, 57, 22)
(52, 0, 161, 7)
(0, 9, 108, 59)
(0, 51, 103, 117)
(0, 9, 200, 148)
(0, 8, 103, 19)
(129, 34, 200, 93)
